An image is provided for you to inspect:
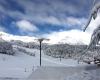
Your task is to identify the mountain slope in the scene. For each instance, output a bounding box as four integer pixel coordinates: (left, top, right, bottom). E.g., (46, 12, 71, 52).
(0, 31, 36, 42)
(0, 31, 91, 45)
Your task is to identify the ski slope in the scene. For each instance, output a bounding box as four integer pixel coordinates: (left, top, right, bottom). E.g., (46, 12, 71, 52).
(0, 46, 86, 79)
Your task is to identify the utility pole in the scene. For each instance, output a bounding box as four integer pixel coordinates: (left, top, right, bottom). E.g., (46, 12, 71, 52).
(35, 38, 49, 66)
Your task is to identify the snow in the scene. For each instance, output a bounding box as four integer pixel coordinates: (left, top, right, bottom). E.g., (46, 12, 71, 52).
(0, 31, 36, 43)
(0, 46, 86, 79)
(28, 65, 100, 80)
(0, 53, 34, 79)
(65, 67, 100, 80)
(0, 46, 100, 80)
(0, 31, 91, 45)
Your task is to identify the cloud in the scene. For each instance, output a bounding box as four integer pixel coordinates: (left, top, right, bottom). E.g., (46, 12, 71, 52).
(0, 0, 90, 32)
(11, 0, 89, 25)
(17, 0, 80, 16)
(0, 0, 96, 44)
(35, 16, 86, 28)
(15, 0, 92, 20)
(16, 20, 38, 32)
(66, 17, 86, 26)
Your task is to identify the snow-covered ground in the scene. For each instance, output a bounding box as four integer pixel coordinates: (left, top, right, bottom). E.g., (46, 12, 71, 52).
(28, 65, 100, 80)
(1, 46, 100, 80)
(0, 46, 86, 80)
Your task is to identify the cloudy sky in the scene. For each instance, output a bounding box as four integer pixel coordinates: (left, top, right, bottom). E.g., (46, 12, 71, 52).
(0, 0, 100, 44)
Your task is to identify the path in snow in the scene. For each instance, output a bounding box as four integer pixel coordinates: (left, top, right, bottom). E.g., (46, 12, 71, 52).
(27, 65, 100, 80)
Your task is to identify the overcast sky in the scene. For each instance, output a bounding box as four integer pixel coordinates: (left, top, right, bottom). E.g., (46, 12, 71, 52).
(0, 0, 100, 44)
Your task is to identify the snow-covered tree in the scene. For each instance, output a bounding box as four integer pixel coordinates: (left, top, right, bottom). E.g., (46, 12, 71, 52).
(0, 40, 14, 55)
(80, 0, 100, 60)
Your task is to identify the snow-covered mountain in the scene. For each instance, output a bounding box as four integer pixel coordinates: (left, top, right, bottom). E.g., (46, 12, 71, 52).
(46, 30, 91, 45)
(0, 31, 36, 43)
(0, 31, 91, 45)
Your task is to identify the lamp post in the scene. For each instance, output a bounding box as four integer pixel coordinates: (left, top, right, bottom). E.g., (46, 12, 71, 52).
(35, 38, 49, 66)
